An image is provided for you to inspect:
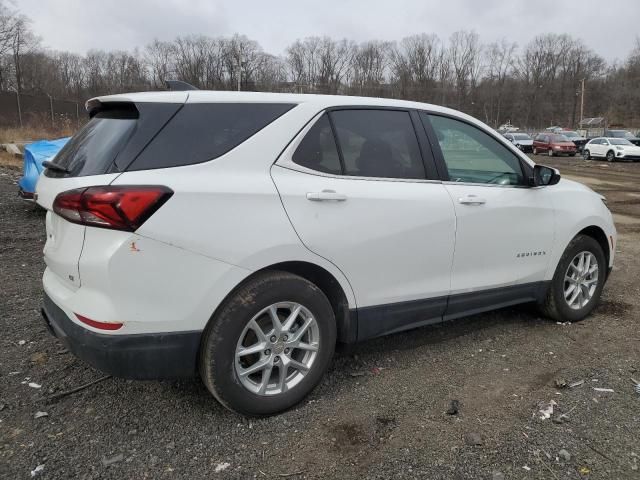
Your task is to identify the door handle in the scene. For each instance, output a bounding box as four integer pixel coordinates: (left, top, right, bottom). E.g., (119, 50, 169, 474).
(458, 195, 486, 205)
(306, 190, 347, 202)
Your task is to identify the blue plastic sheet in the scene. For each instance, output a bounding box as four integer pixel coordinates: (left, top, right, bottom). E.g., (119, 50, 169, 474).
(18, 137, 70, 196)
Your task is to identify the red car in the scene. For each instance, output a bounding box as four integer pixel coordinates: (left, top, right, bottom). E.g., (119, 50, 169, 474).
(533, 133, 577, 156)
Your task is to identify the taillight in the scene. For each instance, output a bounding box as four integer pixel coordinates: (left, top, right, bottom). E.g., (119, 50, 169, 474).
(53, 186, 173, 231)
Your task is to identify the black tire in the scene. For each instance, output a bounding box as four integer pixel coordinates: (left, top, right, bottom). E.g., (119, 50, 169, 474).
(548, 147, 554, 157)
(533, 147, 538, 155)
(583, 149, 591, 160)
(199, 271, 336, 416)
(606, 150, 615, 162)
(539, 234, 607, 323)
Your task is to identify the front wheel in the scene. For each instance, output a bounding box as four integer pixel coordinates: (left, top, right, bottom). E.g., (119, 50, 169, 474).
(606, 150, 615, 162)
(533, 147, 538, 155)
(199, 271, 336, 416)
(548, 148, 555, 157)
(539, 234, 606, 323)
(583, 149, 591, 160)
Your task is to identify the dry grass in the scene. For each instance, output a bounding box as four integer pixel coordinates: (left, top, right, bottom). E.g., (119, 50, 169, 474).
(0, 124, 75, 144)
(0, 150, 23, 169)
(0, 121, 76, 168)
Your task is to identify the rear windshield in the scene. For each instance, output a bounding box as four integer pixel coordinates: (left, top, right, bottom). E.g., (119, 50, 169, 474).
(127, 103, 296, 171)
(45, 107, 137, 178)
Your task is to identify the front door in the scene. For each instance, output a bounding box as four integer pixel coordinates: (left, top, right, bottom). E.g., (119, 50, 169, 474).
(272, 109, 456, 338)
(421, 113, 555, 316)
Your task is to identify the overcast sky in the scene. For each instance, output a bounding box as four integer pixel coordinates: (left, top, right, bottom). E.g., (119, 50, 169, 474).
(14, 0, 640, 62)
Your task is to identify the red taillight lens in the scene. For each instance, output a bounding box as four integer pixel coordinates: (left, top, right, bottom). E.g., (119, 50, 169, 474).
(75, 314, 123, 331)
(53, 186, 173, 231)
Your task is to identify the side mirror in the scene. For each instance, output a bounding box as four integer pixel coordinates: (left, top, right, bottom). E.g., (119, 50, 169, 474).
(531, 164, 561, 187)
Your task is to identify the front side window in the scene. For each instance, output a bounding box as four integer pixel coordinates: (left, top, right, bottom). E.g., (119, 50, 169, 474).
(425, 113, 524, 186)
(292, 114, 341, 175)
(330, 109, 425, 179)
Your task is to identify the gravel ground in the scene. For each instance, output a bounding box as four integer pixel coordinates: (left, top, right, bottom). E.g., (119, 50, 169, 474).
(1, 157, 639, 480)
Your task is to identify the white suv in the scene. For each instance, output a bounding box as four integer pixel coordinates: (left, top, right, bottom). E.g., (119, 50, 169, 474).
(37, 91, 616, 415)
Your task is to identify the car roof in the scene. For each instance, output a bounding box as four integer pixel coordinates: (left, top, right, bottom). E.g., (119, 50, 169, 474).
(87, 90, 465, 118)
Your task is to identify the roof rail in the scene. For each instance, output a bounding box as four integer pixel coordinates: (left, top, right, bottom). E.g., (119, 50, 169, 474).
(164, 80, 199, 91)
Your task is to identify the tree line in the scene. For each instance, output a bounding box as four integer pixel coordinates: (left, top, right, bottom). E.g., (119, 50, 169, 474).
(1, 1, 639, 129)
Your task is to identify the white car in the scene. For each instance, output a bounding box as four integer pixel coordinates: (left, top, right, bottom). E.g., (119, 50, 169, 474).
(503, 132, 534, 153)
(583, 137, 640, 162)
(36, 91, 616, 415)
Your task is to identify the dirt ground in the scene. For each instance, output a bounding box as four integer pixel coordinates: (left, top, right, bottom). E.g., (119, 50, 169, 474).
(0, 155, 639, 479)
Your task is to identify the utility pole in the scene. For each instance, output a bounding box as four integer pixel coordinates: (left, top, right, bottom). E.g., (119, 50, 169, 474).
(579, 78, 585, 127)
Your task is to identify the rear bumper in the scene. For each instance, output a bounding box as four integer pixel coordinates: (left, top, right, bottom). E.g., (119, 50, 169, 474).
(18, 187, 35, 201)
(41, 293, 201, 379)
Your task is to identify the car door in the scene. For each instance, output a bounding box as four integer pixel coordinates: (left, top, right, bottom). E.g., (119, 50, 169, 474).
(420, 113, 555, 318)
(594, 138, 606, 157)
(272, 109, 456, 339)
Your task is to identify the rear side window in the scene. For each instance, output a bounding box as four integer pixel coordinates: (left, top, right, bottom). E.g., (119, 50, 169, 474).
(292, 114, 341, 175)
(129, 103, 295, 171)
(330, 110, 425, 179)
(45, 106, 137, 178)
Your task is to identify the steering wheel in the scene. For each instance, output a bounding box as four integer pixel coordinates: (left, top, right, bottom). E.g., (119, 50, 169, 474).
(486, 172, 514, 185)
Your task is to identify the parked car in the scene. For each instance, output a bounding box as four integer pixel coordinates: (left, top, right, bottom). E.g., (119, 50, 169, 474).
(583, 137, 640, 162)
(18, 138, 70, 200)
(603, 129, 640, 147)
(533, 133, 578, 156)
(560, 130, 588, 152)
(504, 132, 533, 152)
(37, 91, 616, 415)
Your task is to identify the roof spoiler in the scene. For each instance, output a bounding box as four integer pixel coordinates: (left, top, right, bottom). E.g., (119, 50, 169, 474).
(165, 80, 199, 91)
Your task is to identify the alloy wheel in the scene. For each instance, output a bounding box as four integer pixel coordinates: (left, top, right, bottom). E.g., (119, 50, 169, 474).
(235, 302, 320, 396)
(563, 251, 599, 310)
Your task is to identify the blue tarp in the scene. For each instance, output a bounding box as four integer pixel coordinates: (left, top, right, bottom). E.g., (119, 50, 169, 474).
(18, 137, 70, 196)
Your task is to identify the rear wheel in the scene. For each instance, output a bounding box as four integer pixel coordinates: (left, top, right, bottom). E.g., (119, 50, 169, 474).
(606, 150, 615, 162)
(539, 234, 606, 323)
(199, 271, 336, 416)
(583, 149, 591, 160)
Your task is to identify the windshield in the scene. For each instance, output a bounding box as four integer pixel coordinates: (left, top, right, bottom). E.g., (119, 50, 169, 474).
(563, 131, 580, 138)
(551, 134, 570, 142)
(610, 139, 634, 146)
(513, 133, 531, 140)
(608, 130, 634, 139)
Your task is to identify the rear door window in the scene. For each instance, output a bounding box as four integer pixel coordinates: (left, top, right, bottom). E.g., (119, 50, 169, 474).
(128, 103, 295, 171)
(330, 109, 425, 179)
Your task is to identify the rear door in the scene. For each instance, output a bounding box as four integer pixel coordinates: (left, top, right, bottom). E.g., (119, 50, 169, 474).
(272, 109, 456, 339)
(36, 99, 185, 290)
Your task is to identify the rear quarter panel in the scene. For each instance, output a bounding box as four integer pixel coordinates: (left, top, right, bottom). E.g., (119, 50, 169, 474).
(111, 102, 357, 312)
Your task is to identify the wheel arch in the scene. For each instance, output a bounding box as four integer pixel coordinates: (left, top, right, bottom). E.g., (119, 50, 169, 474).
(204, 260, 357, 345)
(256, 261, 357, 344)
(577, 225, 611, 269)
